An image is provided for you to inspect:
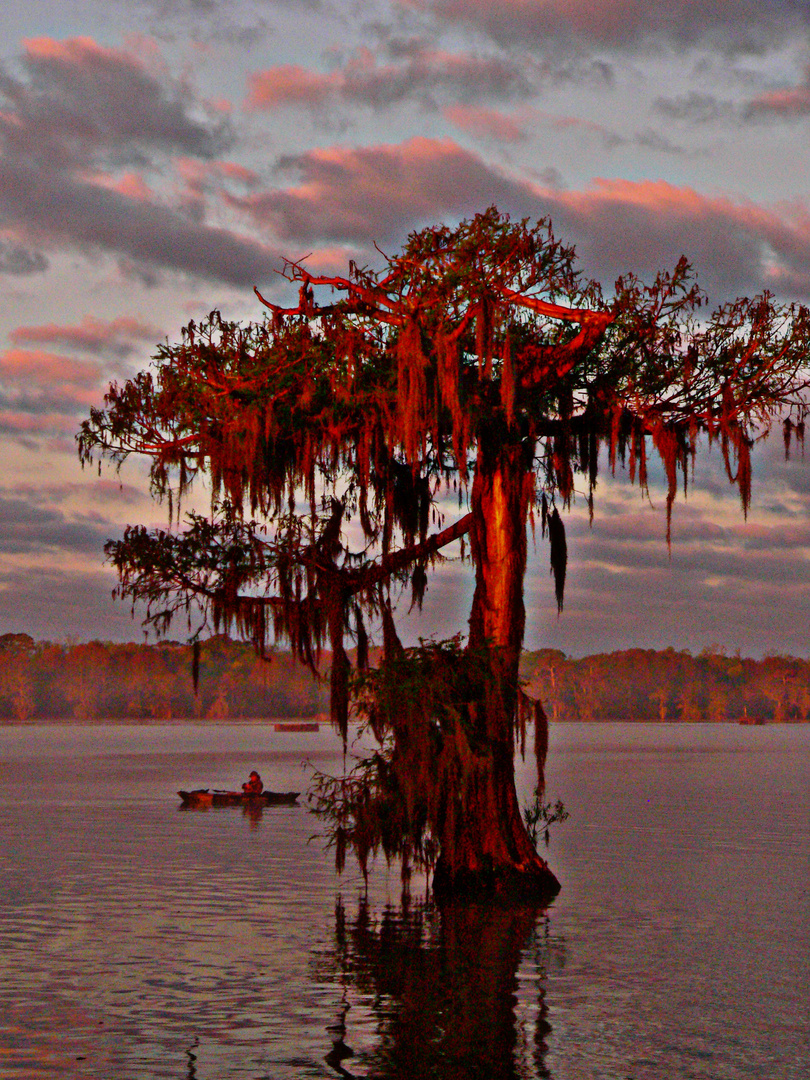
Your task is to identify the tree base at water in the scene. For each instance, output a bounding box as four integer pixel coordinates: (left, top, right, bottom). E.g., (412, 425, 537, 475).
(432, 854, 561, 903)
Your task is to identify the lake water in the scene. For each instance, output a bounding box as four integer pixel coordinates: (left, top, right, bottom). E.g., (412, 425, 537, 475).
(0, 721, 808, 1079)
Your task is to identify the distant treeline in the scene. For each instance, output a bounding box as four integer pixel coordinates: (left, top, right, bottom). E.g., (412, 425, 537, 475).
(2, 634, 809, 723)
(0, 634, 327, 721)
(521, 647, 810, 723)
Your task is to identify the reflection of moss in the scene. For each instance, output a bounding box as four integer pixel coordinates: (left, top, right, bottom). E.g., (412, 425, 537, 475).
(315, 896, 561, 1080)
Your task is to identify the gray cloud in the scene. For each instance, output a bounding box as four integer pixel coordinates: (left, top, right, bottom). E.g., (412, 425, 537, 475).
(654, 92, 736, 124)
(0, 36, 231, 168)
(246, 44, 531, 113)
(0, 563, 145, 643)
(0, 37, 281, 287)
(0, 156, 282, 286)
(529, 558, 810, 658)
(0, 241, 48, 275)
(408, 0, 810, 56)
(0, 496, 111, 557)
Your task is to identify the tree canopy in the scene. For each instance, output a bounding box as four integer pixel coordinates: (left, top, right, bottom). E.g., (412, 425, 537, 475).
(79, 207, 810, 897)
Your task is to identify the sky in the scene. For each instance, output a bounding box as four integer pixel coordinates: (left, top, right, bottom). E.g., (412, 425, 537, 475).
(2, 0, 810, 658)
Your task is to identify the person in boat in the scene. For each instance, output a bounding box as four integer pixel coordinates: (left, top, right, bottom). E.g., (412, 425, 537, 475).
(242, 770, 264, 795)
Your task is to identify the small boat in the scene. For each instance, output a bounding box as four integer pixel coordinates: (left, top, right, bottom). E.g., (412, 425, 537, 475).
(178, 788, 300, 807)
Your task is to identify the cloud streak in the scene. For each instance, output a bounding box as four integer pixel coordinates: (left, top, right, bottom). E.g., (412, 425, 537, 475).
(11, 316, 164, 357)
(246, 44, 530, 112)
(404, 0, 810, 54)
(746, 66, 810, 119)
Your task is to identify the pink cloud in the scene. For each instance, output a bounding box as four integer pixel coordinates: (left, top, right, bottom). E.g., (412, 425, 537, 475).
(225, 134, 810, 301)
(245, 46, 529, 112)
(246, 64, 342, 108)
(11, 316, 162, 355)
(175, 157, 259, 195)
(85, 171, 155, 202)
(23, 35, 121, 65)
(0, 347, 104, 443)
(228, 136, 499, 244)
(215, 161, 259, 185)
(0, 347, 102, 388)
(443, 104, 525, 141)
(746, 69, 810, 118)
(0, 411, 80, 435)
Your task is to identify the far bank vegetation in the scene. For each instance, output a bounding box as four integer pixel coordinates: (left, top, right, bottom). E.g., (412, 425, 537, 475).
(523, 647, 810, 723)
(0, 633, 807, 723)
(0, 633, 326, 722)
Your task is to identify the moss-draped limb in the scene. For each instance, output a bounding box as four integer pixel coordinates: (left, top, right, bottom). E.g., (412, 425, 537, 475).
(81, 207, 810, 898)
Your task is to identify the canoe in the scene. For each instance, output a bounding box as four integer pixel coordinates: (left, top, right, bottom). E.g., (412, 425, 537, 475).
(178, 788, 300, 807)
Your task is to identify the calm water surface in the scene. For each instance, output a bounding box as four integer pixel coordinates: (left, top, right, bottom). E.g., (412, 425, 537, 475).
(0, 721, 808, 1079)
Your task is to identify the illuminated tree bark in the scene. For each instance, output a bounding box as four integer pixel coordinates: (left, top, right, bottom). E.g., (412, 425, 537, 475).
(431, 433, 556, 894)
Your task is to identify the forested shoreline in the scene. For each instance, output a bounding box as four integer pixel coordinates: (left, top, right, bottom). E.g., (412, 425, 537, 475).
(522, 647, 810, 723)
(1, 633, 808, 723)
(0, 634, 327, 721)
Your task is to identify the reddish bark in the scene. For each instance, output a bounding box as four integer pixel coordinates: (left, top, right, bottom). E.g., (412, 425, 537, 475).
(434, 432, 560, 899)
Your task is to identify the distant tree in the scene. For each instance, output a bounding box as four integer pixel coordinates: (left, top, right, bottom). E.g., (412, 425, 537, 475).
(63, 642, 109, 720)
(0, 652, 34, 721)
(0, 633, 35, 653)
(79, 208, 810, 897)
(649, 685, 669, 722)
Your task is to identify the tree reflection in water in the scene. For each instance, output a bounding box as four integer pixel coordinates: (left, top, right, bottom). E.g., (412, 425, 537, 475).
(318, 895, 563, 1079)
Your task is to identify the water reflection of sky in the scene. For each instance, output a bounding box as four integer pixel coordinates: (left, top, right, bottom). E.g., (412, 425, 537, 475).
(1, 721, 808, 1079)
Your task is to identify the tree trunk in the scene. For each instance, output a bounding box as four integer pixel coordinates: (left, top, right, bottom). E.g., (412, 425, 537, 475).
(433, 434, 560, 899)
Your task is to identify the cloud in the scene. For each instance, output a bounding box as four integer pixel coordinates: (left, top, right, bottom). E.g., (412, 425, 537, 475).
(5, 36, 231, 166)
(233, 137, 512, 245)
(0, 562, 143, 643)
(403, 0, 810, 54)
(654, 92, 735, 124)
(0, 155, 283, 286)
(0, 495, 109, 556)
(0, 348, 101, 388)
(245, 44, 530, 113)
(5, 478, 149, 510)
(0, 36, 281, 286)
(0, 240, 48, 275)
(521, 444, 810, 658)
(0, 347, 105, 440)
(232, 135, 810, 301)
(11, 316, 164, 358)
(662, 68, 810, 124)
(745, 67, 810, 119)
(443, 104, 526, 141)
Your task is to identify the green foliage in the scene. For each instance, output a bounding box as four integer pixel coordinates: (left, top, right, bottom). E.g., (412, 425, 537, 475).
(523, 790, 569, 849)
